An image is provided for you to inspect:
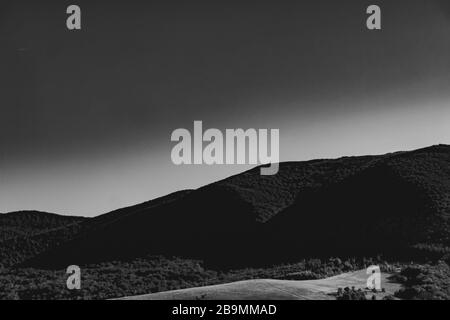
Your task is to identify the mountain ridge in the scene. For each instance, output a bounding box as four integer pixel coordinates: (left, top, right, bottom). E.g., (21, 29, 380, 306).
(4, 144, 449, 269)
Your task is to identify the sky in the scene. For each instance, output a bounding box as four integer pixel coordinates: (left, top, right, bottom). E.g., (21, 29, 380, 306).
(1, 0, 450, 216)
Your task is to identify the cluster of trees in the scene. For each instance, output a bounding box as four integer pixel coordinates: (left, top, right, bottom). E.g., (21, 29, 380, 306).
(394, 259, 450, 300)
(336, 287, 368, 300)
(0, 255, 381, 300)
(2, 252, 449, 300)
(335, 286, 394, 300)
(0, 256, 214, 300)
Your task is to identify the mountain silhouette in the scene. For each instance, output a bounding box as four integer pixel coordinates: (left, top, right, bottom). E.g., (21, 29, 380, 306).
(13, 144, 450, 269)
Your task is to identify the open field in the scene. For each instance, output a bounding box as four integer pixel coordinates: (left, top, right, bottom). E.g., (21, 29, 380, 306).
(118, 270, 401, 300)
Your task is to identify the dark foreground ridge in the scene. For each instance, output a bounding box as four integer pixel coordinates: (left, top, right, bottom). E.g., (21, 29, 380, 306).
(4, 144, 450, 269)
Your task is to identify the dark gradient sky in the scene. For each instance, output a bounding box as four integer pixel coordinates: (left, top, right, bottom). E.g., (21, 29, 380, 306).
(1, 0, 450, 216)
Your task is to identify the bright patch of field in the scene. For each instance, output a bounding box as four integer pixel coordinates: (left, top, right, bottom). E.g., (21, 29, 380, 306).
(118, 270, 401, 300)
